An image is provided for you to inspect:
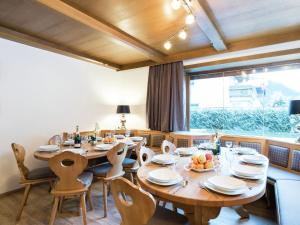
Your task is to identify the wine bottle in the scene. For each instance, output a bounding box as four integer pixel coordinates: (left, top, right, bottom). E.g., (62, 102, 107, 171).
(74, 125, 81, 148)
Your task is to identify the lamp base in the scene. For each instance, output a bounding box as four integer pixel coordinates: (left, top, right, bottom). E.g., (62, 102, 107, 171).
(120, 114, 126, 130)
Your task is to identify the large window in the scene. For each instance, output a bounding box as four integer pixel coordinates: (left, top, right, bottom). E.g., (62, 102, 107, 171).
(190, 68, 300, 138)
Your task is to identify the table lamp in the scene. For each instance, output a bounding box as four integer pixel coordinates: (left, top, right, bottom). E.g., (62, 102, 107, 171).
(289, 100, 300, 142)
(117, 105, 130, 130)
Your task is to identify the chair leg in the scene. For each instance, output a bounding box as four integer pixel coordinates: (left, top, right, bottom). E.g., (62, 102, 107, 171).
(87, 188, 93, 210)
(80, 194, 87, 225)
(16, 184, 31, 221)
(49, 197, 59, 225)
(58, 197, 64, 213)
(103, 181, 108, 218)
(129, 172, 134, 183)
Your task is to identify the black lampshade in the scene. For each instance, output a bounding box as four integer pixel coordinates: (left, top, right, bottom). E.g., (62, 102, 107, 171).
(289, 100, 300, 115)
(117, 105, 130, 114)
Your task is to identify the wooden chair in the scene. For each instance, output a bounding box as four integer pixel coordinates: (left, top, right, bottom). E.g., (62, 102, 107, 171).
(123, 142, 141, 184)
(111, 177, 188, 225)
(161, 140, 176, 154)
(48, 135, 62, 145)
(137, 145, 155, 166)
(48, 151, 93, 225)
(90, 143, 127, 217)
(11, 143, 55, 221)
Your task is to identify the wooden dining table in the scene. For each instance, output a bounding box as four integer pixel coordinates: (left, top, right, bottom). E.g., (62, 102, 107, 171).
(137, 149, 268, 225)
(34, 141, 137, 161)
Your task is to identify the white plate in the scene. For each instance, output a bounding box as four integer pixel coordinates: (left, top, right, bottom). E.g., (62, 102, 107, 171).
(233, 147, 257, 155)
(184, 164, 217, 173)
(232, 164, 265, 177)
(119, 140, 134, 146)
(147, 176, 183, 186)
(204, 181, 248, 195)
(63, 148, 85, 155)
(230, 170, 264, 180)
(95, 144, 114, 151)
(176, 147, 197, 156)
(208, 176, 247, 192)
(37, 145, 59, 152)
(63, 139, 74, 146)
(148, 168, 181, 183)
(152, 154, 176, 164)
(240, 155, 268, 165)
(130, 136, 144, 142)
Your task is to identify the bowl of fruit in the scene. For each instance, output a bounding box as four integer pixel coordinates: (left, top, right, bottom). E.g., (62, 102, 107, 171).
(103, 137, 114, 144)
(185, 152, 218, 172)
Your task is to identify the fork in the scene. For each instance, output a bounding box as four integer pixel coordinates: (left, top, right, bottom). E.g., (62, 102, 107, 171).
(172, 180, 188, 194)
(198, 182, 219, 198)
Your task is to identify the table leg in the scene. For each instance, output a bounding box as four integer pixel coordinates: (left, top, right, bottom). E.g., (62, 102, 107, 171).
(193, 206, 221, 225)
(232, 205, 249, 219)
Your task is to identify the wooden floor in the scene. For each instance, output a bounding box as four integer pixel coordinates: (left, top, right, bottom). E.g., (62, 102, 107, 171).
(0, 182, 277, 225)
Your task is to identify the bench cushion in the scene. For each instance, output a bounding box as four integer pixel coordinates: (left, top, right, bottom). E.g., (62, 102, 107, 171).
(27, 167, 55, 180)
(275, 180, 300, 225)
(267, 166, 300, 183)
(291, 150, 300, 172)
(240, 141, 262, 153)
(78, 172, 93, 187)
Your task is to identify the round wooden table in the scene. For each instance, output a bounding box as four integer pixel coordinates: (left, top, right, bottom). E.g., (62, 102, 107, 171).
(137, 150, 267, 225)
(34, 142, 137, 161)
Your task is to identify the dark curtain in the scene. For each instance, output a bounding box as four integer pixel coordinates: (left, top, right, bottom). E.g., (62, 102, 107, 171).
(146, 61, 186, 132)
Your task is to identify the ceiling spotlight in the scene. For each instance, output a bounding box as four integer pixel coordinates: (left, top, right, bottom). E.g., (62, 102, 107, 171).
(171, 0, 181, 10)
(164, 41, 172, 50)
(185, 13, 195, 25)
(264, 67, 268, 72)
(252, 69, 256, 73)
(178, 30, 187, 40)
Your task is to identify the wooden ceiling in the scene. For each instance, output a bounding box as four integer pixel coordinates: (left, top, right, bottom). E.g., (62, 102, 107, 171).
(0, 0, 300, 71)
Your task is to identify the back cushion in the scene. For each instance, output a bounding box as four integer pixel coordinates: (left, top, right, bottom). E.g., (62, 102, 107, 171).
(193, 139, 210, 146)
(291, 150, 300, 172)
(151, 134, 165, 147)
(240, 142, 262, 153)
(177, 139, 189, 148)
(268, 145, 289, 168)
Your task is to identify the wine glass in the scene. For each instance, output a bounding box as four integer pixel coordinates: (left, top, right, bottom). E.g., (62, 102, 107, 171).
(225, 141, 232, 149)
(125, 130, 130, 138)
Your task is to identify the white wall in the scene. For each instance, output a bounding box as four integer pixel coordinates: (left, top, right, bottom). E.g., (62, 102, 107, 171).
(0, 38, 149, 194)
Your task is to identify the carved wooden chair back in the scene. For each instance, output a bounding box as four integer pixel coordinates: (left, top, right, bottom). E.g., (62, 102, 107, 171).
(106, 143, 127, 178)
(48, 135, 62, 145)
(111, 177, 156, 225)
(11, 143, 29, 181)
(137, 146, 155, 166)
(161, 140, 176, 154)
(49, 151, 87, 192)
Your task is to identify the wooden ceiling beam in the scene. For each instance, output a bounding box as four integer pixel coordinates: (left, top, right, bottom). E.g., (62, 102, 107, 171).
(37, 0, 166, 63)
(0, 25, 121, 70)
(188, 0, 227, 51)
(185, 48, 300, 70)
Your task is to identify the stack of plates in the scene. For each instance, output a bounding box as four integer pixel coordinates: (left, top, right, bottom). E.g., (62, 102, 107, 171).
(37, 145, 59, 152)
(175, 147, 197, 156)
(63, 148, 85, 155)
(94, 144, 114, 151)
(147, 168, 182, 186)
(130, 136, 143, 142)
(63, 139, 74, 146)
(204, 176, 248, 195)
(240, 154, 268, 165)
(231, 164, 264, 180)
(151, 154, 177, 165)
(233, 147, 257, 155)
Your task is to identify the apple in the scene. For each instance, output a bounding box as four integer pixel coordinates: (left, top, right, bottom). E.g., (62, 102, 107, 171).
(205, 153, 212, 161)
(204, 161, 213, 169)
(197, 154, 207, 164)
